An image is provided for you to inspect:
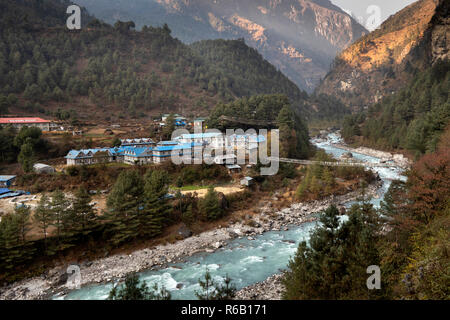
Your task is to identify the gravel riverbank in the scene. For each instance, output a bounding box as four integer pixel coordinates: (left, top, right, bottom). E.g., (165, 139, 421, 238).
(235, 274, 284, 300)
(0, 182, 381, 300)
(331, 144, 411, 169)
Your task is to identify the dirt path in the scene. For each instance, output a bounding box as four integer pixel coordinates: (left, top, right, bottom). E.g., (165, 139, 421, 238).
(181, 186, 243, 198)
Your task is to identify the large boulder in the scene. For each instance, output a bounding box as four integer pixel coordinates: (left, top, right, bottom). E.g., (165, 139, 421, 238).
(341, 152, 353, 159)
(54, 269, 69, 286)
(177, 224, 192, 239)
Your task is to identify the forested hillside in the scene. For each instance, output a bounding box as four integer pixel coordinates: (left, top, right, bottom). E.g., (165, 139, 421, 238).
(341, 60, 450, 157)
(189, 39, 308, 104)
(0, 0, 312, 121)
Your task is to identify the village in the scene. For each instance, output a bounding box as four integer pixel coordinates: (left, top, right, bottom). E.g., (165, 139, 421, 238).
(0, 114, 268, 216)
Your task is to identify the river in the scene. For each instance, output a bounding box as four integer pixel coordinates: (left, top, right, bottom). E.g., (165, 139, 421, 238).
(56, 133, 406, 300)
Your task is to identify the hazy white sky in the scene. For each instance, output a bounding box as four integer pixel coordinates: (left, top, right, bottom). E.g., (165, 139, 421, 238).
(331, 0, 417, 30)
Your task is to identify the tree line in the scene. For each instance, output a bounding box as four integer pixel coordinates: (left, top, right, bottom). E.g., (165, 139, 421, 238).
(0, 125, 50, 171)
(0, 168, 229, 282)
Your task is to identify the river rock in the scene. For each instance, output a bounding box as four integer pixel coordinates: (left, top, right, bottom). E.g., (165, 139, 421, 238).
(341, 152, 353, 159)
(228, 231, 239, 239)
(55, 271, 68, 286)
(177, 224, 193, 239)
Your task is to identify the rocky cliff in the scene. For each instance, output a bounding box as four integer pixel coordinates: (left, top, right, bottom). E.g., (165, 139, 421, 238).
(316, 0, 449, 110)
(75, 0, 367, 92)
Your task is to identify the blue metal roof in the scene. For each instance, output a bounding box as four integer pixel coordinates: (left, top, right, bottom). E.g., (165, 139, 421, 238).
(176, 133, 222, 140)
(65, 148, 112, 159)
(0, 175, 16, 182)
(0, 188, 11, 195)
(124, 147, 152, 157)
(154, 142, 202, 152)
(158, 141, 179, 145)
(0, 190, 29, 199)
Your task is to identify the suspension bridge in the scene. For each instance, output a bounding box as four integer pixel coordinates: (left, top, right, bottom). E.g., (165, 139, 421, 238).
(265, 157, 396, 168)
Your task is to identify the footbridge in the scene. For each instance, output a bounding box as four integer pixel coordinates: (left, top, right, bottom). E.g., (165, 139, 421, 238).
(265, 157, 396, 168)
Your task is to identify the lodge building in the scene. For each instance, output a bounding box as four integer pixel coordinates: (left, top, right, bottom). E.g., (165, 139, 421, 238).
(65, 132, 266, 166)
(0, 117, 53, 131)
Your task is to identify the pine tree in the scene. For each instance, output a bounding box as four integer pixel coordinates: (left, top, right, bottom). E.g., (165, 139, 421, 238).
(296, 170, 311, 200)
(195, 269, 215, 300)
(106, 170, 144, 246)
(34, 194, 53, 249)
(72, 187, 97, 241)
(49, 189, 70, 245)
(323, 167, 335, 194)
(13, 205, 31, 244)
(195, 270, 236, 300)
(108, 273, 171, 300)
(309, 175, 321, 195)
(18, 138, 35, 173)
(0, 206, 34, 271)
(140, 170, 171, 239)
(213, 275, 237, 300)
(282, 204, 384, 300)
(162, 113, 175, 140)
(200, 187, 223, 221)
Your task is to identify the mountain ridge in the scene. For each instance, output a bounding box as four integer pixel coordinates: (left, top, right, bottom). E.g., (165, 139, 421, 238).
(316, 0, 449, 110)
(0, 0, 313, 121)
(75, 0, 368, 92)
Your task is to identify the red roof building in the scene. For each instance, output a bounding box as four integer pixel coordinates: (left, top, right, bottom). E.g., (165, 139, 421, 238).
(0, 117, 52, 130)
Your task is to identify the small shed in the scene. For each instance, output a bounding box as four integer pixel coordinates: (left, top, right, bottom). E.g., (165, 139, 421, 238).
(240, 176, 254, 187)
(0, 175, 16, 187)
(33, 163, 55, 174)
(226, 164, 241, 174)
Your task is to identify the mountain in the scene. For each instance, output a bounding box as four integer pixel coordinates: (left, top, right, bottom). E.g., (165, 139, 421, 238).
(316, 0, 450, 110)
(0, 0, 312, 121)
(74, 0, 368, 92)
(341, 59, 449, 156)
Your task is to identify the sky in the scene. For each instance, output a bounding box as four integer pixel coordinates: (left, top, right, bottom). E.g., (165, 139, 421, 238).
(331, 0, 417, 30)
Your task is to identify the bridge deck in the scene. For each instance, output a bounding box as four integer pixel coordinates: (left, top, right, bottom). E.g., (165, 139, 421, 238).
(266, 157, 395, 168)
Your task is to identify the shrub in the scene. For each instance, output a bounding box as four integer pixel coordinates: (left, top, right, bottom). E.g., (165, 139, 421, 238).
(66, 166, 79, 176)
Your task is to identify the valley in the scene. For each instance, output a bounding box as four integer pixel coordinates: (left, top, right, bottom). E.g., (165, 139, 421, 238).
(0, 0, 448, 302)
